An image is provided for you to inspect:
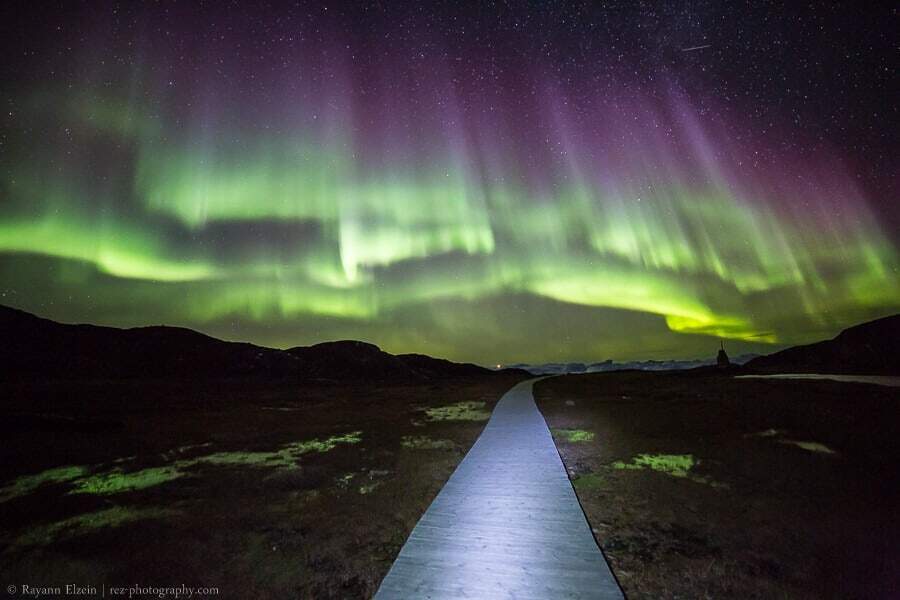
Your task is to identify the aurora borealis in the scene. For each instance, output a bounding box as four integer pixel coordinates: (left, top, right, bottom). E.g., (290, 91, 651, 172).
(1, 2, 897, 363)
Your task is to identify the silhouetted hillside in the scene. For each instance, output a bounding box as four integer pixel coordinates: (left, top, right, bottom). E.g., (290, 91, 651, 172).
(745, 314, 900, 375)
(287, 341, 421, 381)
(397, 353, 512, 379)
(0, 305, 298, 380)
(0, 305, 508, 382)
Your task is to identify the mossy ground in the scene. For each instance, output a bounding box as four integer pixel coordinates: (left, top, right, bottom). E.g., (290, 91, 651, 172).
(0, 465, 89, 503)
(69, 465, 184, 495)
(552, 428, 595, 443)
(59, 432, 365, 496)
(13, 506, 177, 548)
(537, 371, 899, 599)
(572, 472, 605, 489)
(612, 453, 695, 477)
(0, 374, 524, 598)
(423, 401, 491, 421)
(400, 435, 456, 450)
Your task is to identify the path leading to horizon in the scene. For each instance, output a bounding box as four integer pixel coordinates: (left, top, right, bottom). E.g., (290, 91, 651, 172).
(374, 378, 624, 599)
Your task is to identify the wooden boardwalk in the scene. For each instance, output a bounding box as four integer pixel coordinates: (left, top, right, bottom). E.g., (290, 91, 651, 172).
(375, 378, 624, 599)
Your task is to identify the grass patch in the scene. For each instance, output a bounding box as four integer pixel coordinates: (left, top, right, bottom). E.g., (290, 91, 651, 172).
(572, 473, 605, 489)
(613, 454, 695, 477)
(68, 432, 363, 496)
(611, 453, 727, 489)
(14, 506, 176, 548)
(400, 436, 455, 450)
(552, 428, 595, 443)
(358, 482, 382, 495)
(0, 465, 89, 503)
(70, 466, 183, 495)
(424, 401, 490, 421)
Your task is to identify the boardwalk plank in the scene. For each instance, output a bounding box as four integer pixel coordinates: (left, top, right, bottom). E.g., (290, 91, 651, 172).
(374, 379, 623, 599)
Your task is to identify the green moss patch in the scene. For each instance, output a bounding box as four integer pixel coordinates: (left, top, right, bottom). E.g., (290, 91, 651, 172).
(424, 401, 491, 421)
(196, 450, 292, 468)
(401, 435, 456, 450)
(284, 432, 362, 453)
(14, 506, 176, 548)
(613, 454, 696, 478)
(552, 428, 595, 443)
(0, 465, 89, 503)
(610, 453, 727, 488)
(358, 482, 382, 495)
(69, 431, 363, 496)
(8, 432, 363, 500)
(572, 473, 605, 489)
(70, 466, 184, 495)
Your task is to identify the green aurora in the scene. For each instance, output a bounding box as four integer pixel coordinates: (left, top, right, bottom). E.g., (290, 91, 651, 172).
(1, 52, 898, 364)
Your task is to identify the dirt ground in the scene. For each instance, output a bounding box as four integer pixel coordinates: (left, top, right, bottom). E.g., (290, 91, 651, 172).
(535, 371, 900, 600)
(0, 374, 524, 599)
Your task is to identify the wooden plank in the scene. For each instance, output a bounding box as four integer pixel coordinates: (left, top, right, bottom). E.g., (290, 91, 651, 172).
(374, 379, 623, 599)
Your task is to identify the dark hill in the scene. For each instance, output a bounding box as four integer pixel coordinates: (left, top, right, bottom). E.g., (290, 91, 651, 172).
(397, 353, 497, 379)
(744, 314, 900, 375)
(287, 341, 421, 381)
(284, 345, 530, 381)
(0, 305, 504, 381)
(0, 304, 298, 380)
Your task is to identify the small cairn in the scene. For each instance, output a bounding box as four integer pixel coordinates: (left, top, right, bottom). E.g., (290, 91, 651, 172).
(716, 340, 731, 369)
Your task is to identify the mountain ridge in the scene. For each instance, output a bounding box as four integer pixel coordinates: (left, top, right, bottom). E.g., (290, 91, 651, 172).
(0, 305, 524, 381)
(744, 314, 900, 375)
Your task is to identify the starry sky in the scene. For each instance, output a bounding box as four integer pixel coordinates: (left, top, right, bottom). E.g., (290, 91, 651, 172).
(1, 1, 897, 364)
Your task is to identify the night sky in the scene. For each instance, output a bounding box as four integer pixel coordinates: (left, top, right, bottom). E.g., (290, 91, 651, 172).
(1, 2, 897, 364)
